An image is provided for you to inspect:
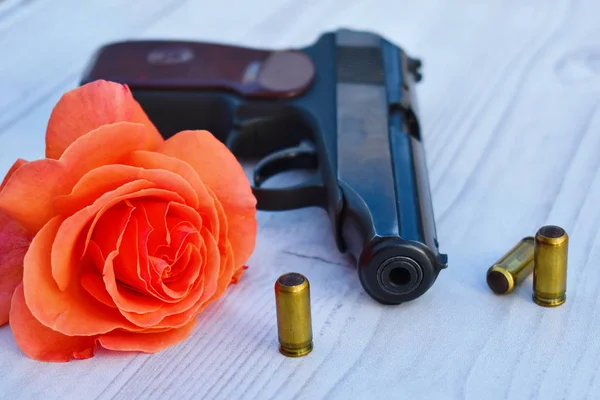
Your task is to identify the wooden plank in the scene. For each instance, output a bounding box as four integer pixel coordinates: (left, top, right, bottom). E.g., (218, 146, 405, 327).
(1, 0, 600, 398)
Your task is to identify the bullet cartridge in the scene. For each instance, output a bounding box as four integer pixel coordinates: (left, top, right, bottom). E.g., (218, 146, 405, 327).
(274, 273, 313, 357)
(533, 225, 568, 307)
(487, 237, 535, 294)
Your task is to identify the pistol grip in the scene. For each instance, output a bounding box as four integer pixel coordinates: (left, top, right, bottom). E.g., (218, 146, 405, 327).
(82, 40, 315, 99)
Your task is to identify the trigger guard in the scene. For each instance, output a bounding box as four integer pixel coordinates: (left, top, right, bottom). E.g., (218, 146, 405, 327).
(252, 174, 325, 211)
(253, 141, 317, 187)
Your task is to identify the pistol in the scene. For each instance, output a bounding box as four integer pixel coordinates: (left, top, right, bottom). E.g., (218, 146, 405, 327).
(80, 29, 447, 305)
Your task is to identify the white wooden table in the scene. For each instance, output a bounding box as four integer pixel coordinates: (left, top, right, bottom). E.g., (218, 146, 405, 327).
(1, 0, 600, 398)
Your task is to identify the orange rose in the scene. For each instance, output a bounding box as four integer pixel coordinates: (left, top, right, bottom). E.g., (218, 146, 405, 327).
(0, 80, 257, 362)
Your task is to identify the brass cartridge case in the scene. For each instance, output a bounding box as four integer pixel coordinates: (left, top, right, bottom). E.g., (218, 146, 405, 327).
(274, 273, 313, 357)
(533, 225, 568, 307)
(487, 237, 535, 294)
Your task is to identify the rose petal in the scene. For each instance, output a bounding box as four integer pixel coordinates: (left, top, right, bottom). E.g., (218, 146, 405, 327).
(142, 201, 170, 252)
(79, 239, 117, 308)
(162, 245, 196, 291)
(117, 226, 219, 328)
(128, 150, 219, 240)
(0, 158, 27, 192)
(86, 239, 106, 269)
(196, 189, 243, 299)
(163, 202, 203, 242)
(151, 244, 198, 298)
(53, 183, 144, 291)
(144, 204, 202, 298)
(210, 240, 236, 304)
(10, 284, 98, 362)
(88, 201, 135, 262)
(139, 201, 202, 301)
(115, 201, 163, 300)
(59, 122, 163, 187)
(0, 208, 32, 325)
(46, 80, 161, 159)
(23, 216, 139, 336)
(80, 271, 117, 308)
(160, 219, 200, 275)
(98, 319, 196, 353)
(115, 250, 204, 328)
(82, 203, 160, 314)
(207, 186, 231, 280)
(158, 131, 257, 268)
(103, 250, 164, 314)
(52, 181, 183, 292)
(99, 205, 164, 313)
(55, 164, 199, 216)
(231, 265, 248, 284)
(0, 123, 165, 234)
(0, 159, 69, 233)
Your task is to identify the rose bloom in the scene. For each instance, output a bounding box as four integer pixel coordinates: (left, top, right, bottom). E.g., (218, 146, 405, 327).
(0, 80, 257, 362)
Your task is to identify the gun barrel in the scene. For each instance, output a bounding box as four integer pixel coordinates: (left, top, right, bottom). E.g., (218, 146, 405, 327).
(334, 30, 446, 305)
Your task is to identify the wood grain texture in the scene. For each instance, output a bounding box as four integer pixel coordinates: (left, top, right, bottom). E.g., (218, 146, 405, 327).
(1, 0, 600, 398)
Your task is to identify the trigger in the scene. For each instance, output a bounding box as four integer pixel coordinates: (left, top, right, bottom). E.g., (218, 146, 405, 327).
(254, 141, 317, 187)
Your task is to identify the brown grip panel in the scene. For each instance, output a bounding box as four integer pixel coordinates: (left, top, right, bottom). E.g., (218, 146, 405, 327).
(83, 41, 315, 99)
